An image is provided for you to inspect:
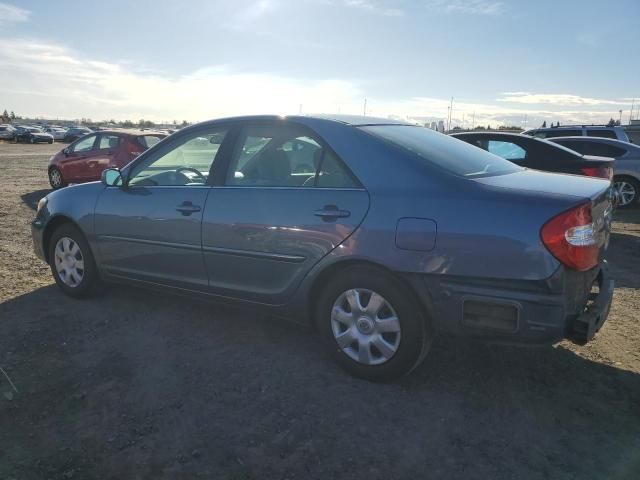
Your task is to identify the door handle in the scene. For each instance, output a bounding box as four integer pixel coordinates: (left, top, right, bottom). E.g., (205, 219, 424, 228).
(314, 205, 351, 220)
(176, 201, 202, 216)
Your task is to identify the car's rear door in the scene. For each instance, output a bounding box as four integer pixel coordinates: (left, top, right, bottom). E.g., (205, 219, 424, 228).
(86, 133, 122, 181)
(201, 121, 369, 304)
(94, 124, 231, 290)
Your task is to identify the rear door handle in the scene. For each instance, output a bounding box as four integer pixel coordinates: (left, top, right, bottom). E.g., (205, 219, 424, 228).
(314, 205, 351, 220)
(176, 201, 202, 216)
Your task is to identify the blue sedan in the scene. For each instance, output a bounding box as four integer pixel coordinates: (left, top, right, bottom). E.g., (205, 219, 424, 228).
(32, 115, 614, 381)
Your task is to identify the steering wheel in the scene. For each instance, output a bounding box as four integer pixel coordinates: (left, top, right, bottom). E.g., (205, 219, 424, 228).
(175, 166, 206, 183)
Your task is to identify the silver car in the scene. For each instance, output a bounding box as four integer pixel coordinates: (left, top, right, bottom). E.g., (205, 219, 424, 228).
(0, 124, 16, 140)
(550, 136, 640, 207)
(524, 125, 629, 142)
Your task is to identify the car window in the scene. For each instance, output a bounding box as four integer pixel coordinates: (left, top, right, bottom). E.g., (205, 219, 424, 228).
(537, 129, 582, 138)
(226, 124, 356, 188)
(555, 140, 626, 158)
(361, 125, 522, 177)
(487, 140, 527, 161)
(70, 135, 96, 153)
(98, 134, 121, 150)
(136, 135, 164, 149)
(128, 127, 227, 187)
(587, 130, 616, 139)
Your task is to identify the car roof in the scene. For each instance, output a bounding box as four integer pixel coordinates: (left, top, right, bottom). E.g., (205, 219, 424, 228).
(85, 128, 166, 137)
(301, 114, 411, 126)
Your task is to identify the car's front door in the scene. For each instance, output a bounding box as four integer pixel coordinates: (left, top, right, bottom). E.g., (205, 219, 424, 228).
(201, 122, 369, 304)
(60, 134, 98, 182)
(93, 125, 231, 290)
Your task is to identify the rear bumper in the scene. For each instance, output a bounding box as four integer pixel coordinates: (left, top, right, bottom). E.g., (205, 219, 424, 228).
(403, 261, 613, 345)
(567, 263, 614, 344)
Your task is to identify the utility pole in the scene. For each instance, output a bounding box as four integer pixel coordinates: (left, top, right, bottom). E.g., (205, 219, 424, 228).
(462, 113, 465, 130)
(471, 111, 476, 129)
(299, 104, 303, 115)
(447, 96, 454, 131)
(619, 109, 623, 124)
(523, 114, 528, 130)
(363, 98, 367, 116)
(630, 99, 635, 123)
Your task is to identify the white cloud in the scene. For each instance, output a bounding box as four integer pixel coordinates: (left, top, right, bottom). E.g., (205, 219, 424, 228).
(0, 38, 630, 129)
(0, 2, 30, 24)
(498, 92, 624, 106)
(425, 0, 504, 15)
(342, 0, 405, 17)
(228, 0, 279, 30)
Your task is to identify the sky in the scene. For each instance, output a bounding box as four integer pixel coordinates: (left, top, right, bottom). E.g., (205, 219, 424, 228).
(0, 0, 638, 128)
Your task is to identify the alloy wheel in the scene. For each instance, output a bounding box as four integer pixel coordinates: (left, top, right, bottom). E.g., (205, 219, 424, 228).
(615, 180, 637, 206)
(49, 169, 62, 188)
(53, 237, 85, 287)
(331, 288, 401, 365)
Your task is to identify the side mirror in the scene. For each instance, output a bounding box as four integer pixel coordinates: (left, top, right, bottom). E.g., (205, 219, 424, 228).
(101, 168, 123, 187)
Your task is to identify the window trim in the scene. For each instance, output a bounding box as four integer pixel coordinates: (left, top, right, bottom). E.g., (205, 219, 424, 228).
(219, 120, 364, 190)
(95, 133, 122, 151)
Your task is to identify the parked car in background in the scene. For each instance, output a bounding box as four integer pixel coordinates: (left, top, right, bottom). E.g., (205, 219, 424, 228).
(523, 124, 630, 142)
(0, 124, 16, 140)
(33, 115, 614, 381)
(48, 129, 166, 189)
(450, 132, 614, 179)
(63, 127, 93, 143)
(15, 126, 54, 144)
(44, 127, 67, 141)
(549, 137, 640, 208)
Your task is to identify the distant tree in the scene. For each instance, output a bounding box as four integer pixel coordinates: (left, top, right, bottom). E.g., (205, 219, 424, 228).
(181, 120, 189, 127)
(173, 120, 177, 126)
(542, 121, 547, 128)
(615, 119, 621, 126)
(1, 110, 8, 122)
(121, 120, 134, 128)
(487, 124, 492, 130)
(607, 118, 615, 127)
(9, 111, 16, 121)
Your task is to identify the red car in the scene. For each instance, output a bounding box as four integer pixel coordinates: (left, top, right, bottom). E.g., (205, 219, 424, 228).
(48, 129, 166, 189)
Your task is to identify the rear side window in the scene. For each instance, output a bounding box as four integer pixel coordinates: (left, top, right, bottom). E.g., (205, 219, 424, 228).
(227, 124, 357, 187)
(98, 134, 121, 150)
(137, 135, 164, 149)
(587, 130, 617, 139)
(361, 125, 522, 177)
(487, 140, 526, 161)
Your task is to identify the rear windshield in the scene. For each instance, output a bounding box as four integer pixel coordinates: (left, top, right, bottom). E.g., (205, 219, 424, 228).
(360, 125, 522, 177)
(136, 135, 164, 149)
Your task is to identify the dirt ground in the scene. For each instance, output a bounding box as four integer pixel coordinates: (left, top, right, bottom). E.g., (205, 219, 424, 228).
(0, 141, 638, 479)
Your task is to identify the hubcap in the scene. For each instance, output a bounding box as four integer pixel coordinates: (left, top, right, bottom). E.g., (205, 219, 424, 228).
(53, 237, 84, 287)
(50, 169, 61, 187)
(330, 288, 401, 365)
(615, 181, 636, 206)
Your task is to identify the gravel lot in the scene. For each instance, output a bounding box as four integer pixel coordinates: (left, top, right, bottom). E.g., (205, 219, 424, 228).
(1, 141, 639, 479)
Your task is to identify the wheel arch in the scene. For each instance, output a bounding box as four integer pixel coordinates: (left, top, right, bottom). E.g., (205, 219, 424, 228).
(42, 215, 84, 263)
(305, 258, 434, 330)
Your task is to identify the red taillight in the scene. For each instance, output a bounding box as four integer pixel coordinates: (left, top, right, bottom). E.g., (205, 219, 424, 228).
(580, 166, 613, 180)
(541, 203, 599, 271)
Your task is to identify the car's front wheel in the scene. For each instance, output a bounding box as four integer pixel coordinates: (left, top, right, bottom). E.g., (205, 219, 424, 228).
(315, 265, 431, 382)
(614, 176, 640, 208)
(48, 167, 66, 189)
(48, 224, 99, 298)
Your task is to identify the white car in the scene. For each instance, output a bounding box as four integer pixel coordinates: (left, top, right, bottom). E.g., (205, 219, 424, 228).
(44, 127, 67, 141)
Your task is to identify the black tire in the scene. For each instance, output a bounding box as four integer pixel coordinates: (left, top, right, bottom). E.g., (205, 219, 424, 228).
(48, 167, 66, 189)
(48, 223, 99, 298)
(315, 265, 431, 382)
(48, 139, 54, 144)
(614, 176, 640, 209)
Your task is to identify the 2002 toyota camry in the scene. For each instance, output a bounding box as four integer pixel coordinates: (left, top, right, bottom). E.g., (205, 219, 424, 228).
(32, 115, 615, 381)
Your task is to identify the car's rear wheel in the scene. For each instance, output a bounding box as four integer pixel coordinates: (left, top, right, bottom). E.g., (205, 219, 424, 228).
(614, 176, 640, 208)
(48, 224, 99, 298)
(48, 139, 54, 144)
(49, 167, 66, 189)
(315, 265, 431, 382)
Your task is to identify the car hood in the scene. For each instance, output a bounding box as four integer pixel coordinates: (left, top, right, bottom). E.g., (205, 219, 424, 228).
(473, 168, 611, 200)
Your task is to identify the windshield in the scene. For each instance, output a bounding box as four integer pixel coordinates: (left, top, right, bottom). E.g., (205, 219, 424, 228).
(361, 125, 523, 177)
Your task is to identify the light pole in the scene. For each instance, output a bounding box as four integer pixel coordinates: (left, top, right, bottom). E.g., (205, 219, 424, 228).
(619, 109, 623, 124)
